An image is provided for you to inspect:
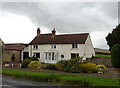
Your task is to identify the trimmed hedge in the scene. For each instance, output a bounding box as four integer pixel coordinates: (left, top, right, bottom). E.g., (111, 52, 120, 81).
(80, 62, 97, 73)
(111, 44, 120, 68)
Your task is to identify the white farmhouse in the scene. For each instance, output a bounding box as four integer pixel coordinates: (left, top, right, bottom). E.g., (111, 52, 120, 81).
(22, 28, 95, 63)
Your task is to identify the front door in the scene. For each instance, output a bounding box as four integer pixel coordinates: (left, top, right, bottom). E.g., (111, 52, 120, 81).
(23, 52, 29, 60)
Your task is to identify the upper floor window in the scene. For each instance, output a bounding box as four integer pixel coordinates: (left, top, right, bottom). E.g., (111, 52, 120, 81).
(33, 45, 38, 49)
(72, 44, 78, 48)
(51, 44, 56, 49)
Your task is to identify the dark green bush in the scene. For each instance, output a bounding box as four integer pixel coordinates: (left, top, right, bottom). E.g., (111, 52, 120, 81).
(56, 58, 82, 73)
(21, 59, 31, 68)
(45, 64, 56, 70)
(28, 57, 39, 61)
(111, 44, 120, 68)
(56, 60, 68, 71)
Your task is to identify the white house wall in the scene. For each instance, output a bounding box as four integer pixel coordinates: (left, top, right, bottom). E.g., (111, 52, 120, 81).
(28, 44, 86, 63)
(85, 35, 95, 58)
(22, 35, 95, 63)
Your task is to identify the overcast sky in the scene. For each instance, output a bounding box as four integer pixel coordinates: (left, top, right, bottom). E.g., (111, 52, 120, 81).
(0, 1, 118, 49)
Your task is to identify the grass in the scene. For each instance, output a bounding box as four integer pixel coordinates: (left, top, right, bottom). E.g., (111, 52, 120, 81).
(95, 54, 111, 58)
(2, 68, 119, 87)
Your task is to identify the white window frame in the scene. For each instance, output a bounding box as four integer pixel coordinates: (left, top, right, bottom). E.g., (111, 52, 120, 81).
(72, 44, 78, 48)
(33, 45, 38, 49)
(33, 52, 40, 58)
(51, 44, 56, 49)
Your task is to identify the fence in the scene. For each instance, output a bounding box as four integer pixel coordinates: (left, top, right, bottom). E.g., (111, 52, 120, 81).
(87, 57, 112, 67)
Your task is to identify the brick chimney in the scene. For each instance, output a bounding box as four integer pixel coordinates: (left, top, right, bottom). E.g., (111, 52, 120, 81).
(52, 28, 56, 36)
(37, 28, 40, 36)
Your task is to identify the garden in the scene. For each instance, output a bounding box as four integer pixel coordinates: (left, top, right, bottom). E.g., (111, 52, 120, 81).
(2, 56, 120, 87)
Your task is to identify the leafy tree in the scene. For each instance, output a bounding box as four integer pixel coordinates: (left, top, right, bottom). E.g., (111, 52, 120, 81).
(106, 24, 120, 50)
(111, 44, 120, 68)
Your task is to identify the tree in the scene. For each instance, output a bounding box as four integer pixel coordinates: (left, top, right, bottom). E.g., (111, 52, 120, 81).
(106, 24, 120, 50)
(111, 44, 120, 68)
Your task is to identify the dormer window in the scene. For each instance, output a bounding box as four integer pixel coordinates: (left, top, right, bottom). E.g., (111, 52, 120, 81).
(51, 44, 56, 49)
(72, 44, 78, 48)
(33, 45, 38, 49)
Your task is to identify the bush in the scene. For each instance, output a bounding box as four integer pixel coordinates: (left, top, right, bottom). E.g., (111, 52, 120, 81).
(96, 65, 106, 72)
(28, 57, 39, 61)
(21, 59, 31, 68)
(45, 64, 56, 70)
(56, 58, 82, 73)
(28, 61, 41, 69)
(80, 62, 97, 73)
(56, 60, 67, 71)
(111, 44, 120, 68)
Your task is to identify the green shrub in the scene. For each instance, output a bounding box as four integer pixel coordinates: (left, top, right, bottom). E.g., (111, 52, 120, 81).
(21, 59, 32, 68)
(28, 61, 41, 69)
(28, 57, 39, 61)
(111, 44, 120, 68)
(56, 60, 67, 71)
(56, 58, 82, 73)
(96, 65, 106, 72)
(80, 62, 97, 73)
(45, 64, 56, 70)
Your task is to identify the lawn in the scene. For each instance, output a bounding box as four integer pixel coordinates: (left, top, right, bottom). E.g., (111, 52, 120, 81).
(2, 68, 119, 87)
(95, 54, 111, 58)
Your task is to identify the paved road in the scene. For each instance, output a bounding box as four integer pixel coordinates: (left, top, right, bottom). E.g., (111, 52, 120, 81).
(2, 75, 85, 88)
(2, 75, 59, 88)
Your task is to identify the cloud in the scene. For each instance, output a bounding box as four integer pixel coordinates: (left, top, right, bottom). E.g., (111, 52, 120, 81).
(1, 2, 118, 49)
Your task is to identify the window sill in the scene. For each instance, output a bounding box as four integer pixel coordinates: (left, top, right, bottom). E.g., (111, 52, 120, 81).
(71, 48, 78, 50)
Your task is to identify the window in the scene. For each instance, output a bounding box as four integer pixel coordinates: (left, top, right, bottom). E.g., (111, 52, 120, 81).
(51, 44, 56, 48)
(45, 52, 58, 61)
(52, 53, 54, 60)
(72, 44, 78, 48)
(49, 53, 51, 60)
(33, 45, 38, 49)
(71, 53, 79, 59)
(33, 52, 40, 58)
(45, 53, 47, 60)
(61, 54, 64, 58)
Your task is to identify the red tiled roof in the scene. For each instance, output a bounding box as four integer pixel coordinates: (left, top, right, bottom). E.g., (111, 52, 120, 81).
(5, 44, 28, 51)
(30, 33, 89, 44)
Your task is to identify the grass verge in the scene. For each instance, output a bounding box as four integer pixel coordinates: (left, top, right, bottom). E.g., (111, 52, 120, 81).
(2, 68, 119, 87)
(95, 54, 111, 58)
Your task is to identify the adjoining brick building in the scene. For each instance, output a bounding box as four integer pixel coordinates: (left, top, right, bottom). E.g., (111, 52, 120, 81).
(2, 43, 28, 64)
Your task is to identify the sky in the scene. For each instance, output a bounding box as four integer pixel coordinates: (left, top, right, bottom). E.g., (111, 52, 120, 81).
(0, 0, 119, 49)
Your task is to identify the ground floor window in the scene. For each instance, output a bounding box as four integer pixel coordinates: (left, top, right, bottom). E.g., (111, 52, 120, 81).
(71, 53, 79, 59)
(45, 52, 58, 61)
(33, 52, 40, 58)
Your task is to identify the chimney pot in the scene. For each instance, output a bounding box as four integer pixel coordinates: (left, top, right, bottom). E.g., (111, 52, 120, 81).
(37, 28, 40, 36)
(52, 28, 56, 36)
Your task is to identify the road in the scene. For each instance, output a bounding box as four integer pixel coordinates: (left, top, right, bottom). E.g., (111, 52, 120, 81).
(2, 75, 59, 88)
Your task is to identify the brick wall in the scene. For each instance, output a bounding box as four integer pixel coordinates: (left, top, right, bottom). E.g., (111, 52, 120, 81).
(2, 50, 21, 63)
(87, 57, 112, 67)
